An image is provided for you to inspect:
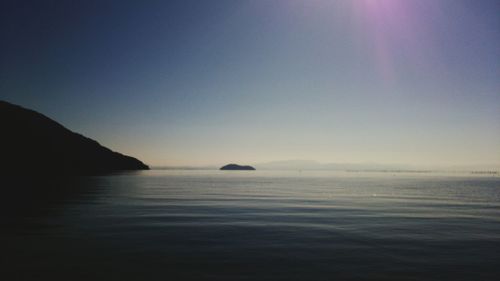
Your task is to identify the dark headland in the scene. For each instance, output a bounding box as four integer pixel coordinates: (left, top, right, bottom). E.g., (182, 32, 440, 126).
(0, 100, 149, 175)
(220, 164, 256, 170)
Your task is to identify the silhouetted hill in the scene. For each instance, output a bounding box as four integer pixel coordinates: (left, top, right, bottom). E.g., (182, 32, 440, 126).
(220, 164, 255, 170)
(0, 100, 149, 174)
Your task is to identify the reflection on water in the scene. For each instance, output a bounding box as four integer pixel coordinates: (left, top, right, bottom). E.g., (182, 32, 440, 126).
(2, 170, 500, 280)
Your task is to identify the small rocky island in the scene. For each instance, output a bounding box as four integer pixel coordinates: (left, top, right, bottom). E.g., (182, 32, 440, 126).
(220, 164, 256, 170)
(1, 100, 149, 174)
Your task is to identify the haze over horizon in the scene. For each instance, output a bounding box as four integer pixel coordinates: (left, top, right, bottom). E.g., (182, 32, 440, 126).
(1, 0, 499, 168)
(156, 159, 500, 172)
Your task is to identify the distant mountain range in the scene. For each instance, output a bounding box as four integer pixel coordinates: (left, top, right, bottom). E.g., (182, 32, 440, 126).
(252, 160, 499, 173)
(253, 160, 417, 171)
(154, 159, 499, 173)
(0, 100, 149, 174)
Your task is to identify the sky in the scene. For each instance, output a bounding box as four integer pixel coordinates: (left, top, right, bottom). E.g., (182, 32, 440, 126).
(1, 0, 499, 168)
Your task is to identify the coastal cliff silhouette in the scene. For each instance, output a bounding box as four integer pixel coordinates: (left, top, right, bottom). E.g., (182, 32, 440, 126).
(0, 100, 149, 174)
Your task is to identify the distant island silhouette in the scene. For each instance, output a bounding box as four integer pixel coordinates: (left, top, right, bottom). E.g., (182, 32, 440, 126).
(0, 100, 149, 174)
(220, 164, 256, 170)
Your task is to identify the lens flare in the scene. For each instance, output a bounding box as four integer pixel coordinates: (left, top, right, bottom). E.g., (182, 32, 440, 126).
(351, 0, 432, 83)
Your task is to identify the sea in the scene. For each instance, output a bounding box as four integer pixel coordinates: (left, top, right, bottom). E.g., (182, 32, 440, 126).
(2, 170, 500, 281)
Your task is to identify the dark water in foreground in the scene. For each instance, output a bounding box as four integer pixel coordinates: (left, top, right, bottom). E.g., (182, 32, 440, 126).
(2, 170, 500, 281)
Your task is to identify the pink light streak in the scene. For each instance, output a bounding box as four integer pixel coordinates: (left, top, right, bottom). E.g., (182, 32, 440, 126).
(350, 0, 435, 83)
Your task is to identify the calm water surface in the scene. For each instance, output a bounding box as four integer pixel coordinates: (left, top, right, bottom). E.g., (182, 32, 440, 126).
(2, 170, 500, 280)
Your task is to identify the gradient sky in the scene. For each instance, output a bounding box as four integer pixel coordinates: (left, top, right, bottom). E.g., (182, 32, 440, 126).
(1, 0, 499, 167)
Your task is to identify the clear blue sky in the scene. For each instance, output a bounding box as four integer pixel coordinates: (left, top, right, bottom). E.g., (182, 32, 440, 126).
(1, 0, 499, 167)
